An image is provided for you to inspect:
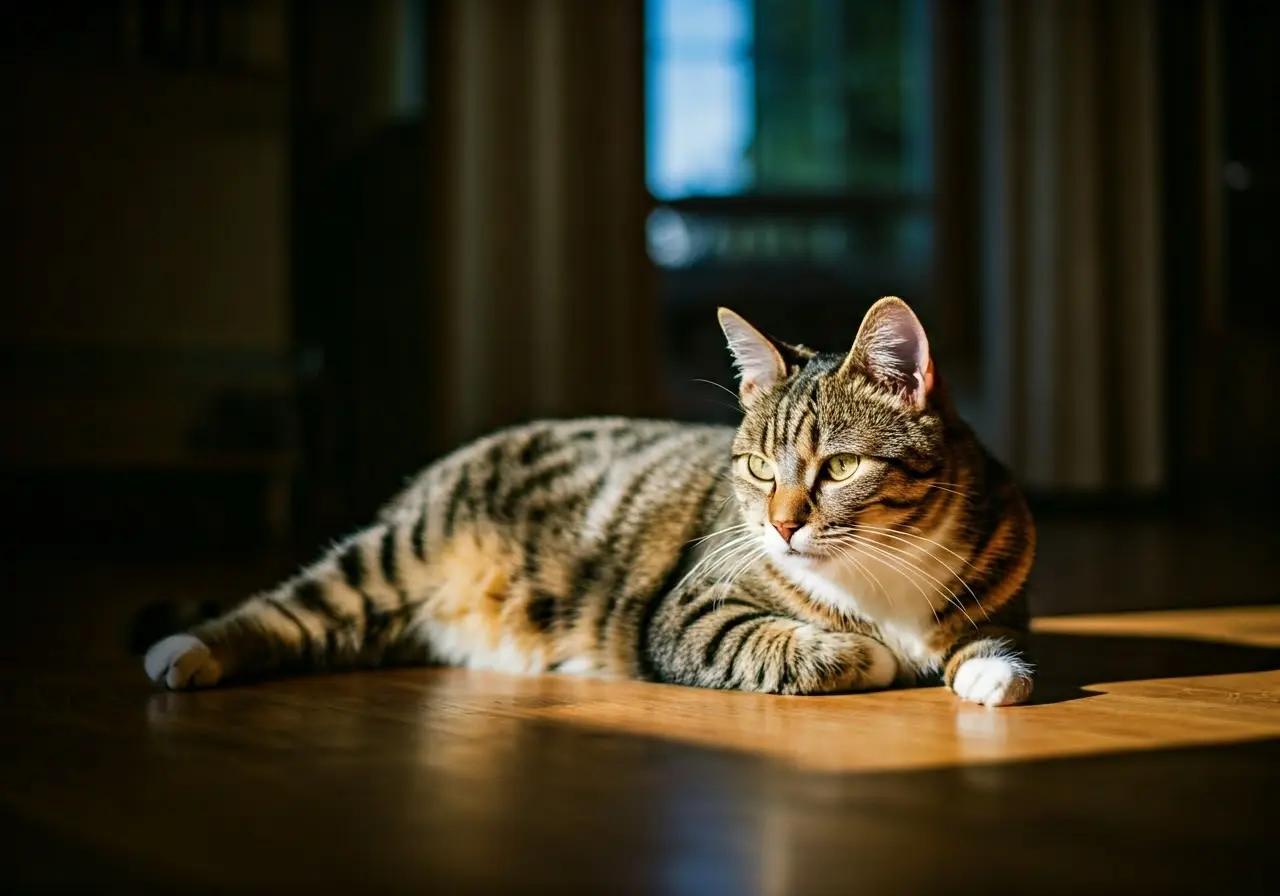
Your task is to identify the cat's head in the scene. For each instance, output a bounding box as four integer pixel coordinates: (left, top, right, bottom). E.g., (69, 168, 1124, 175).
(719, 297, 950, 572)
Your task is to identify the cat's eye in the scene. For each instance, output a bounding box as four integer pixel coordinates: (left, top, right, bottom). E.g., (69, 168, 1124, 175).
(744, 454, 775, 481)
(825, 454, 861, 482)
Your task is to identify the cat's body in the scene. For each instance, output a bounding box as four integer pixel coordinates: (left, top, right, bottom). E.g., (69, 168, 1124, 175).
(146, 299, 1036, 705)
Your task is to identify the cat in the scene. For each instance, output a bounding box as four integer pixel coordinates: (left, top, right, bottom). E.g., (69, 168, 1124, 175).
(144, 297, 1036, 706)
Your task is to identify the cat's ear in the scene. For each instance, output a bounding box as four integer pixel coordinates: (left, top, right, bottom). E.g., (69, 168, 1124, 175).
(838, 296, 935, 410)
(717, 308, 787, 403)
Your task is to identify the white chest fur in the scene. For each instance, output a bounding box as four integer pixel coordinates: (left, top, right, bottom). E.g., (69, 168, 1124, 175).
(780, 559, 938, 670)
(767, 523, 966, 673)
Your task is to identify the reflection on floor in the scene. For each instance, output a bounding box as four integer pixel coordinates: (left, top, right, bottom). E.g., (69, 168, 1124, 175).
(0, 515, 1277, 892)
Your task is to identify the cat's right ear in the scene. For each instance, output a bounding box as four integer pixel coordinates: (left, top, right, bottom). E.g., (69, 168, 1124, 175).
(717, 308, 786, 404)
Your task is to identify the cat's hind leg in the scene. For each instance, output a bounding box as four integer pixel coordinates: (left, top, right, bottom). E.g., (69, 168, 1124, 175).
(145, 514, 430, 689)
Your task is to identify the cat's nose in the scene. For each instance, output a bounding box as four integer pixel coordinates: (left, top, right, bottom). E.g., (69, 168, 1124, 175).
(772, 521, 803, 544)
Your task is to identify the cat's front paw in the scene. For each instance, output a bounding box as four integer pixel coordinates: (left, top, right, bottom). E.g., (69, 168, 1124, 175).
(144, 634, 223, 690)
(951, 655, 1033, 707)
(792, 627, 898, 694)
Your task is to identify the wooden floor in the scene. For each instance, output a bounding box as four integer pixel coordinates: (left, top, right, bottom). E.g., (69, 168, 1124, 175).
(1, 515, 1278, 894)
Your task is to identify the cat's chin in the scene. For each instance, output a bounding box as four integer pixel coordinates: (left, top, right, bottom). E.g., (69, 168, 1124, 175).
(763, 529, 826, 565)
(768, 546, 829, 570)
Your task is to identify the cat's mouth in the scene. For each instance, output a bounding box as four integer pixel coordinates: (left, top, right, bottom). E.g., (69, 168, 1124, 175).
(763, 526, 829, 563)
(782, 546, 825, 562)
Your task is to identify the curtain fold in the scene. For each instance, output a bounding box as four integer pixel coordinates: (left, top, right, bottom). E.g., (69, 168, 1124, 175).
(428, 0, 658, 452)
(979, 0, 1165, 493)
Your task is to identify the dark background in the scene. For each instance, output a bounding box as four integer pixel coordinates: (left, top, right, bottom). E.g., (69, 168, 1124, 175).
(1, 0, 1276, 571)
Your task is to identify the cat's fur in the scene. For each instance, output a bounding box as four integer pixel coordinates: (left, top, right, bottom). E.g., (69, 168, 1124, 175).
(145, 298, 1036, 706)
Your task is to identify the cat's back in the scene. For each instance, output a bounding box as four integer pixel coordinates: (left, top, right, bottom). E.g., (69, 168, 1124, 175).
(381, 417, 735, 529)
(373, 418, 735, 674)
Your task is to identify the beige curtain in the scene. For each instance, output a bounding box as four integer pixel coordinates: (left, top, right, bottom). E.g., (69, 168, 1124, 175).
(978, 0, 1164, 493)
(427, 0, 659, 452)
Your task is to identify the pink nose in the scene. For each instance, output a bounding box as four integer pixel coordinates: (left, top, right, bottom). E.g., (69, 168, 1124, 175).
(772, 521, 802, 544)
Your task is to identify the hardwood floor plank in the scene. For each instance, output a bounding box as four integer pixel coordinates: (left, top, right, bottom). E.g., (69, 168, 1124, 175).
(1, 525, 1278, 892)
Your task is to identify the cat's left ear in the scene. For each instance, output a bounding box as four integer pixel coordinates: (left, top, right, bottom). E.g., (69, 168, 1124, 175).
(838, 296, 935, 410)
(717, 308, 787, 404)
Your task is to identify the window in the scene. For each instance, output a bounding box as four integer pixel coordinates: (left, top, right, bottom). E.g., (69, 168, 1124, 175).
(645, 0, 936, 421)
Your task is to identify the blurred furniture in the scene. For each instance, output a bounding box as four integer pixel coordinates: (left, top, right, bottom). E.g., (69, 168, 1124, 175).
(0, 0, 297, 543)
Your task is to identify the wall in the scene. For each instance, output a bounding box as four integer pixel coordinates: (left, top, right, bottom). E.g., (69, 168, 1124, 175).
(0, 3, 292, 475)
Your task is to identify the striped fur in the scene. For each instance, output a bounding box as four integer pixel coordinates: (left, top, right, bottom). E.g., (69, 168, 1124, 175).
(145, 298, 1037, 706)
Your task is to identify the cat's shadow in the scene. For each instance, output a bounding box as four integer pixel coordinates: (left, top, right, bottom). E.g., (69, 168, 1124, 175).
(1023, 628, 1280, 705)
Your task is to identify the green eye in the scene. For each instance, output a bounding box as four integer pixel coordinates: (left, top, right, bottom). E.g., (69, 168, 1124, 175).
(825, 454, 861, 482)
(744, 454, 775, 481)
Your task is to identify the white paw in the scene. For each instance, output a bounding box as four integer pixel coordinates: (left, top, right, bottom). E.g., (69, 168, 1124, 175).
(951, 655, 1033, 707)
(144, 634, 223, 690)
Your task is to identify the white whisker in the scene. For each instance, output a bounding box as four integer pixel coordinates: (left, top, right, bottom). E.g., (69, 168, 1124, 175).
(691, 377, 742, 403)
(686, 522, 754, 547)
(841, 524, 989, 622)
(830, 545, 893, 611)
(833, 521, 975, 568)
(834, 532, 979, 629)
(670, 531, 758, 596)
(924, 482, 976, 500)
(827, 534, 942, 626)
(704, 541, 761, 586)
(718, 545, 764, 595)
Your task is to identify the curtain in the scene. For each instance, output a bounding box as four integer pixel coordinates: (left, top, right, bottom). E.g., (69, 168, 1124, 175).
(978, 0, 1165, 494)
(426, 0, 659, 452)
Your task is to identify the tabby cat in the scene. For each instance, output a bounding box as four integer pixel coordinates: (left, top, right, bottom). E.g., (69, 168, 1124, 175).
(145, 298, 1036, 706)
